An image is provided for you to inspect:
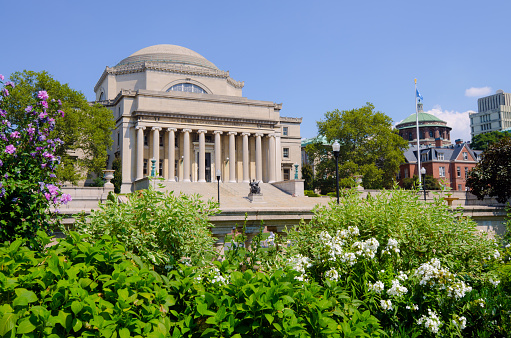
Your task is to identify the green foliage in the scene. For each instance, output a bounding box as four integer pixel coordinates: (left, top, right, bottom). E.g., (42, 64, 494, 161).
(467, 137, 511, 204)
(68, 186, 219, 273)
(401, 175, 442, 190)
(5, 70, 115, 184)
(301, 164, 314, 191)
(314, 103, 408, 190)
(304, 190, 320, 197)
(111, 157, 122, 193)
(471, 130, 510, 151)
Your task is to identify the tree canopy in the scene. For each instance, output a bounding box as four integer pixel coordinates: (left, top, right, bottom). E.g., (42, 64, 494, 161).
(471, 130, 510, 151)
(4, 70, 115, 183)
(307, 103, 407, 191)
(466, 136, 511, 204)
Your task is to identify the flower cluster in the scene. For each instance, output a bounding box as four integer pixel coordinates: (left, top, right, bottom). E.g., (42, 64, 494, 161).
(352, 238, 379, 259)
(380, 299, 393, 311)
(289, 254, 312, 281)
(381, 238, 400, 255)
(406, 304, 419, 311)
(489, 277, 500, 287)
(446, 281, 472, 300)
(368, 280, 384, 294)
(417, 309, 443, 334)
(210, 267, 229, 284)
(387, 279, 408, 297)
(452, 315, 467, 330)
(325, 268, 339, 281)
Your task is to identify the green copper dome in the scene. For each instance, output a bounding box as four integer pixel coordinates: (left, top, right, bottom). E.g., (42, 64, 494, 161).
(396, 112, 446, 129)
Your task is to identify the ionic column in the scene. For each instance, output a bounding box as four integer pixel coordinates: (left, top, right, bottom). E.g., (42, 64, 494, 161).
(136, 126, 146, 180)
(198, 129, 207, 182)
(268, 134, 276, 183)
(242, 132, 250, 183)
(152, 127, 162, 176)
(255, 133, 263, 181)
(214, 131, 223, 182)
(167, 128, 177, 181)
(183, 128, 192, 182)
(228, 131, 237, 182)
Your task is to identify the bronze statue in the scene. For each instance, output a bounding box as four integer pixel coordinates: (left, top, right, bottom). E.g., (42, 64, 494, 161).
(249, 179, 261, 194)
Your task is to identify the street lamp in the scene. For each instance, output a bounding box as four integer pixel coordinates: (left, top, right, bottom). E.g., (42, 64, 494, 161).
(332, 141, 340, 204)
(420, 167, 426, 201)
(216, 169, 222, 204)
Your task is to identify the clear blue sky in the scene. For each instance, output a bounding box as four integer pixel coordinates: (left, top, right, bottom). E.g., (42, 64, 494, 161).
(2, 0, 510, 142)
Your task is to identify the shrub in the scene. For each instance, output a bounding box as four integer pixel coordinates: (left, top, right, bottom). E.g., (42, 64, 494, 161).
(69, 186, 219, 273)
(304, 190, 319, 197)
(0, 76, 70, 243)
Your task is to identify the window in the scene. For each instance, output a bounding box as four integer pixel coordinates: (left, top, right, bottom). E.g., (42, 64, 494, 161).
(439, 166, 445, 177)
(465, 167, 469, 179)
(167, 83, 207, 94)
(144, 132, 148, 146)
(159, 159, 163, 177)
(437, 152, 444, 160)
(404, 168, 409, 178)
(143, 159, 148, 175)
(283, 169, 290, 181)
(421, 153, 427, 162)
(408, 132, 413, 141)
(117, 132, 120, 147)
(283, 148, 289, 158)
(458, 184, 462, 191)
(99, 92, 105, 101)
(159, 134, 164, 147)
(429, 130, 434, 137)
(463, 152, 468, 160)
(283, 127, 288, 136)
(420, 131, 425, 139)
(457, 167, 461, 177)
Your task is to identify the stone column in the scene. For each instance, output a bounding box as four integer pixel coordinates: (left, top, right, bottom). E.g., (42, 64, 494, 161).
(136, 126, 146, 180)
(152, 127, 161, 176)
(255, 133, 263, 182)
(167, 128, 176, 181)
(242, 132, 250, 183)
(183, 128, 192, 182)
(228, 131, 237, 183)
(275, 135, 282, 181)
(268, 134, 276, 183)
(198, 129, 207, 182)
(214, 131, 223, 182)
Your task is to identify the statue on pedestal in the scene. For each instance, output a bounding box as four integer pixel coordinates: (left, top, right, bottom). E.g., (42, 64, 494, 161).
(249, 179, 261, 195)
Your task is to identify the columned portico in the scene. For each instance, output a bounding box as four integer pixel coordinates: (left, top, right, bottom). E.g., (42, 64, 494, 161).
(228, 131, 237, 182)
(136, 126, 146, 180)
(213, 131, 223, 182)
(167, 128, 176, 181)
(182, 128, 192, 182)
(268, 134, 276, 183)
(198, 129, 207, 182)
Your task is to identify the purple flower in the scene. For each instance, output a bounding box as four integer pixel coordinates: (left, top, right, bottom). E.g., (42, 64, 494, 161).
(0, 74, 4, 81)
(49, 173, 56, 178)
(39, 112, 48, 119)
(0, 187, 5, 198)
(41, 101, 48, 109)
(37, 91, 49, 100)
(58, 100, 62, 106)
(5, 81, 14, 88)
(0, 110, 5, 118)
(58, 110, 65, 117)
(5, 144, 15, 154)
(30, 152, 37, 157)
(10, 131, 20, 138)
(38, 135, 46, 141)
(2, 120, 11, 127)
(0, 159, 2, 167)
(44, 192, 51, 201)
(25, 106, 33, 113)
(39, 182, 45, 191)
(46, 184, 59, 196)
(26, 127, 35, 135)
(4, 173, 8, 179)
(59, 193, 72, 205)
(2, 89, 9, 96)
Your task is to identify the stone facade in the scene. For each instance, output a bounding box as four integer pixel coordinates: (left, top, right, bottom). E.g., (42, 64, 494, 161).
(94, 45, 302, 193)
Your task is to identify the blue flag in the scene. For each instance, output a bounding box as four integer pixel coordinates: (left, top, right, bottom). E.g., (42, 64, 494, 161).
(416, 88, 423, 101)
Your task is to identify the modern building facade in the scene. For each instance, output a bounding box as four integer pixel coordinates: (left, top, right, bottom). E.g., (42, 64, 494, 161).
(396, 103, 452, 147)
(470, 90, 511, 138)
(95, 45, 302, 193)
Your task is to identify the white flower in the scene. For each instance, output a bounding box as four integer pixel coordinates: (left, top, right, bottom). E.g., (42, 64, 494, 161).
(474, 299, 485, 308)
(387, 279, 408, 297)
(406, 304, 419, 311)
(396, 271, 408, 281)
(446, 281, 472, 300)
(489, 278, 500, 287)
(340, 252, 357, 266)
(452, 315, 467, 330)
(380, 299, 393, 311)
(325, 268, 339, 281)
(368, 281, 384, 294)
(505, 243, 510, 248)
(493, 250, 501, 259)
(417, 309, 442, 334)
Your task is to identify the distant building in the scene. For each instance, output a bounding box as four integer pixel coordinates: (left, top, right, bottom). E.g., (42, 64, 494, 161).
(398, 140, 481, 191)
(470, 90, 511, 138)
(395, 102, 452, 147)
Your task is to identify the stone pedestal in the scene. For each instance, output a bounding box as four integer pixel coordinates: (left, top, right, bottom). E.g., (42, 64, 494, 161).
(248, 193, 264, 203)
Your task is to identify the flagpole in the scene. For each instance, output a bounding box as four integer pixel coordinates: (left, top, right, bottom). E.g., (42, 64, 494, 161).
(415, 78, 421, 186)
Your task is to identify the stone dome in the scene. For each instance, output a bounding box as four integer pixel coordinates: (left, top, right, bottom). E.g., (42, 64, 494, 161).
(116, 44, 218, 70)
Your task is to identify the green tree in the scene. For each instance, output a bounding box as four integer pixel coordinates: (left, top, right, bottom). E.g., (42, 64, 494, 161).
(471, 130, 510, 151)
(111, 156, 122, 193)
(467, 137, 511, 203)
(301, 163, 314, 191)
(401, 175, 442, 190)
(313, 103, 408, 190)
(4, 70, 115, 184)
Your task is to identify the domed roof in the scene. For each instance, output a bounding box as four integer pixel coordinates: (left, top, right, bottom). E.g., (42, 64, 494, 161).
(396, 112, 446, 129)
(116, 44, 218, 70)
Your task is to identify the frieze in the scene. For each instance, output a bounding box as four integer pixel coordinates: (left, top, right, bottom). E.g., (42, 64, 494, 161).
(134, 111, 276, 127)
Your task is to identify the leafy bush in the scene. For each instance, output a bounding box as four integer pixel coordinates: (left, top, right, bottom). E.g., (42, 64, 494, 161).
(68, 186, 219, 273)
(304, 190, 319, 197)
(0, 76, 71, 243)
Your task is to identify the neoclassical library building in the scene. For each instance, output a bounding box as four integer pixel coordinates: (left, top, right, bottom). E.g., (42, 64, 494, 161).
(94, 45, 302, 193)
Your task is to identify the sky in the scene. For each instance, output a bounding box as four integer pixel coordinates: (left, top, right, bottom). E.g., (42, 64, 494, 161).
(2, 0, 510, 143)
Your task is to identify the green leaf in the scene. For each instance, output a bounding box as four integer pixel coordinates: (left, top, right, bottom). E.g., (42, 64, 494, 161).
(16, 318, 36, 334)
(72, 318, 83, 332)
(0, 313, 17, 336)
(71, 301, 83, 315)
(264, 313, 274, 325)
(13, 290, 38, 307)
(119, 327, 130, 338)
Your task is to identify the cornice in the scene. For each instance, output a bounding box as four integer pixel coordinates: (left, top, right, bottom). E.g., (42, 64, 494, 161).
(280, 116, 303, 123)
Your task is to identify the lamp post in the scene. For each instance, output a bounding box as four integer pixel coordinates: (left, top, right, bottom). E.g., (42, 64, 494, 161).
(150, 158, 156, 177)
(332, 141, 340, 204)
(420, 167, 426, 201)
(216, 169, 221, 204)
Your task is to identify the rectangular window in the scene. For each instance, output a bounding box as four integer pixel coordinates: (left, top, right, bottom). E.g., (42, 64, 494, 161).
(283, 169, 290, 181)
(465, 167, 469, 179)
(437, 152, 444, 160)
(457, 167, 461, 177)
(283, 148, 289, 158)
(144, 132, 148, 146)
(463, 152, 468, 160)
(283, 127, 289, 136)
(439, 166, 445, 177)
(159, 134, 164, 147)
(117, 132, 120, 147)
(404, 168, 409, 178)
(421, 154, 427, 162)
(458, 184, 462, 191)
(143, 159, 148, 175)
(159, 159, 163, 176)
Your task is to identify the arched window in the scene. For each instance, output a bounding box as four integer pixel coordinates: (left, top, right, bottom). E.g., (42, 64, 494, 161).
(408, 132, 413, 141)
(99, 92, 105, 101)
(429, 130, 434, 138)
(167, 83, 207, 94)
